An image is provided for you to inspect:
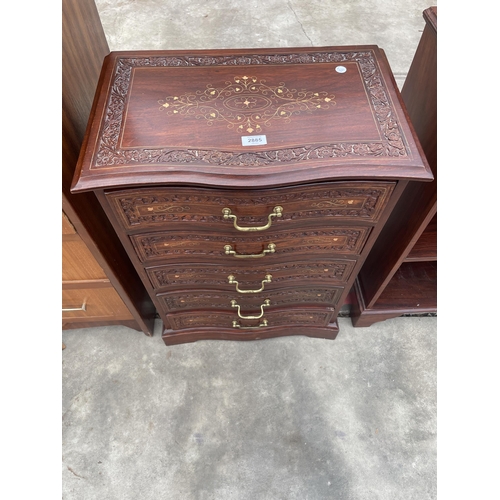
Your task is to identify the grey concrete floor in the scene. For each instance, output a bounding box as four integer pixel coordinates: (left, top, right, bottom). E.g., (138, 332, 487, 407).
(62, 1, 437, 498)
(63, 317, 436, 500)
(95, 0, 435, 89)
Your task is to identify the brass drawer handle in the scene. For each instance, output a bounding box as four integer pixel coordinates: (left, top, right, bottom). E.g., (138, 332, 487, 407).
(222, 206, 283, 231)
(224, 243, 276, 258)
(231, 299, 270, 319)
(232, 319, 268, 329)
(228, 274, 272, 293)
(62, 300, 87, 313)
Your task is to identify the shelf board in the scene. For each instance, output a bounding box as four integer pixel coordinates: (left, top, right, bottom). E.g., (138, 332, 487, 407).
(405, 216, 437, 261)
(367, 261, 437, 313)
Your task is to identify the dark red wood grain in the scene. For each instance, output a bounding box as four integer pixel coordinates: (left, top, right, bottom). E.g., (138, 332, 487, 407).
(71, 46, 432, 193)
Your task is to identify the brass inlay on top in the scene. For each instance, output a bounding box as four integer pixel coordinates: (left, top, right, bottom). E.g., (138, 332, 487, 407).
(158, 76, 336, 134)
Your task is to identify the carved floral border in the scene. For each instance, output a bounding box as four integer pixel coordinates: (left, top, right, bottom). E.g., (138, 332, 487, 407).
(94, 51, 408, 168)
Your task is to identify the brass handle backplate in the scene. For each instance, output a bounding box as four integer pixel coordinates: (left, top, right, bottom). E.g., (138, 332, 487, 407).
(228, 274, 272, 293)
(231, 299, 271, 319)
(62, 300, 87, 313)
(224, 243, 276, 258)
(222, 206, 283, 231)
(232, 319, 269, 329)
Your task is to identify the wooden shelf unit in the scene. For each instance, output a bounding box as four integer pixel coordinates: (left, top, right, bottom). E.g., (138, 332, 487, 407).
(350, 7, 437, 327)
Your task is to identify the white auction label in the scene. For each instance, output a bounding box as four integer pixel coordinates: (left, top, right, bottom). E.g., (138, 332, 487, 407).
(242, 135, 267, 146)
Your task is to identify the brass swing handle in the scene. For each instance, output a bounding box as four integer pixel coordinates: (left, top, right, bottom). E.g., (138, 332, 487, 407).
(222, 206, 283, 231)
(228, 274, 272, 293)
(224, 243, 276, 258)
(231, 299, 271, 319)
(232, 319, 268, 329)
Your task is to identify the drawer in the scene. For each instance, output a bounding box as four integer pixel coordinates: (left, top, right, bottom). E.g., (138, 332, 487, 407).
(105, 182, 395, 232)
(131, 226, 370, 264)
(62, 236, 108, 281)
(147, 259, 356, 291)
(166, 307, 334, 331)
(157, 286, 343, 313)
(62, 287, 134, 321)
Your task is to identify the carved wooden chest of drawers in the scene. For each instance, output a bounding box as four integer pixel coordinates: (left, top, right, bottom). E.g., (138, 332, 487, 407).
(71, 46, 432, 345)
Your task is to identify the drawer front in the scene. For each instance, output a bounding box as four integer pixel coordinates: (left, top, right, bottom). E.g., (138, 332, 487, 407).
(147, 260, 356, 291)
(167, 308, 333, 331)
(62, 287, 134, 321)
(131, 227, 370, 264)
(157, 287, 343, 313)
(62, 237, 108, 281)
(106, 182, 395, 232)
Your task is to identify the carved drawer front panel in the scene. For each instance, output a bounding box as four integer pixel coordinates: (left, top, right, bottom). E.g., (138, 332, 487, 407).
(105, 182, 395, 232)
(146, 259, 357, 291)
(157, 286, 343, 313)
(167, 308, 333, 331)
(62, 287, 134, 321)
(131, 227, 370, 264)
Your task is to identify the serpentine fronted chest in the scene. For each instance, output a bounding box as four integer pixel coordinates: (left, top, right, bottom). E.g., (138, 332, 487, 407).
(71, 46, 432, 345)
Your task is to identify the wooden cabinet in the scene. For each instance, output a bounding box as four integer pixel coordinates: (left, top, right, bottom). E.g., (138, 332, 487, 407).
(62, 210, 138, 329)
(62, 0, 156, 334)
(71, 46, 432, 345)
(350, 7, 437, 327)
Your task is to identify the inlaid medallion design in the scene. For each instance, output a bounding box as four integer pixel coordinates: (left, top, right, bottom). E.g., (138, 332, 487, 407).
(158, 76, 336, 134)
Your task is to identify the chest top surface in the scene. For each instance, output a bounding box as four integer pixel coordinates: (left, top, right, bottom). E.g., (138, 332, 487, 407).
(71, 46, 432, 192)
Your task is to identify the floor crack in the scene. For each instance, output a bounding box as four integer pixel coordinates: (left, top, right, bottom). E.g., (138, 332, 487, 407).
(287, 1, 314, 46)
(67, 466, 86, 479)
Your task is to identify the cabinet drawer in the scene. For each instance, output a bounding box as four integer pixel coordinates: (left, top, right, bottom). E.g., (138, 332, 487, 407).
(157, 287, 343, 313)
(167, 308, 333, 331)
(62, 287, 134, 321)
(131, 227, 370, 264)
(147, 259, 356, 291)
(62, 237, 107, 281)
(106, 182, 395, 232)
